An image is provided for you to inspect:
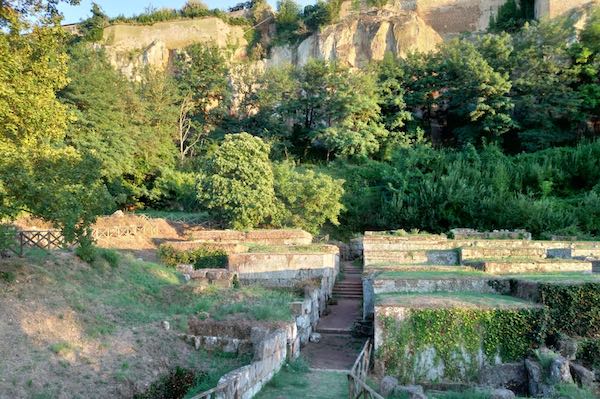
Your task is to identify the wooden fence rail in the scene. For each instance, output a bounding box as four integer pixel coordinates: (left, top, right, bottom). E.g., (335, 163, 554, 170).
(348, 338, 384, 399)
(1, 224, 159, 257)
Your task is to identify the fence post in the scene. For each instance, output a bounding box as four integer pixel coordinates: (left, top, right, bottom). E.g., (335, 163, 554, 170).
(19, 232, 23, 257)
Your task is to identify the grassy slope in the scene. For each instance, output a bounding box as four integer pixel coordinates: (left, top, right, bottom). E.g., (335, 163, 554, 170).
(0, 249, 295, 399)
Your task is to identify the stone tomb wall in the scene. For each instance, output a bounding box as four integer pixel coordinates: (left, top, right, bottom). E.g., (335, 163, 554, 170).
(185, 229, 313, 246)
(228, 248, 339, 291)
(187, 319, 299, 399)
(363, 274, 498, 318)
(373, 298, 544, 383)
(362, 232, 600, 267)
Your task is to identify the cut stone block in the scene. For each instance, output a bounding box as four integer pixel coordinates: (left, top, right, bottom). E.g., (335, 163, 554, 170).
(464, 259, 592, 274)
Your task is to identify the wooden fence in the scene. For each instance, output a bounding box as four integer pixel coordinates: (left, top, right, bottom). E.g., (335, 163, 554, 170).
(0, 229, 65, 256)
(0, 223, 159, 257)
(92, 224, 158, 240)
(348, 339, 384, 399)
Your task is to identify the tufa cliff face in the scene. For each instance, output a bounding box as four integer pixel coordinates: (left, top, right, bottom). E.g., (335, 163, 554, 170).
(269, 8, 442, 69)
(100, 17, 248, 79)
(98, 0, 599, 77)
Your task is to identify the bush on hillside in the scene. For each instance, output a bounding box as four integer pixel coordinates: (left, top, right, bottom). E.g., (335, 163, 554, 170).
(272, 161, 345, 234)
(198, 133, 278, 230)
(329, 142, 600, 238)
(158, 244, 228, 269)
(150, 169, 200, 212)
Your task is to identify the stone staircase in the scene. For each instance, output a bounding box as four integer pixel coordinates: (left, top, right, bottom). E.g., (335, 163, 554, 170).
(332, 262, 363, 300)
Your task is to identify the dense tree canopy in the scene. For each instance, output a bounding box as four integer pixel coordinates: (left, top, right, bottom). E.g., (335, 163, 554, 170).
(3, 0, 600, 240)
(0, 5, 110, 243)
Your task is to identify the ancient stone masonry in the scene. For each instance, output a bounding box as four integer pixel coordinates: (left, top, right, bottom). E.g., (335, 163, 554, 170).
(185, 319, 298, 399)
(360, 229, 600, 395)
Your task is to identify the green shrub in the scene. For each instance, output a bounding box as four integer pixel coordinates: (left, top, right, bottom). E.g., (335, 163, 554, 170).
(158, 244, 227, 269)
(328, 141, 600, 238)
(99, 248, 120, 268)
(133, 367, 198, 399)
(538, 282, 600, 338)
(577, 338, 600, 369)
(75, 241, 98, 264)
(0, 271, 16, 283)
(149, 169, 200, 212)
(199, 133, 277, 230)
(272, 161, 345, 234)
(378, 307, 547, 383)
(0, 224, 17, 254)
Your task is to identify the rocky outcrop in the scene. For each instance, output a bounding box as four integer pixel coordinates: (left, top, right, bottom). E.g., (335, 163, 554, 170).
(94, 0, 600, 77)
(269, 9, 442, 68)
(100, 17, 248, 79)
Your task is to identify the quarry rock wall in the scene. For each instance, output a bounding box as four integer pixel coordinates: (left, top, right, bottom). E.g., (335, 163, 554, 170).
(96, 0, 599, 76)
(100, 17, 247, 79)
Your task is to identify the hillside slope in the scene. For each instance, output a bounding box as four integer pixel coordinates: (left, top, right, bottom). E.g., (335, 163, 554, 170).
(0, 251, 290, 398)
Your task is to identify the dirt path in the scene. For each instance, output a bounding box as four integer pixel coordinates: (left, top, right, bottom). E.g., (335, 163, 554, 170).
(302, 261, 366, 371)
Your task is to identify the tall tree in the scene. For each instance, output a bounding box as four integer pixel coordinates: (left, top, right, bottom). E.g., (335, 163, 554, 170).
(174, 42, 230, 158)
(60, 45, 177, 206)
(0, 6, 110, 243)
(199, 133, 277, 229)
(436, 39, 516, 146)
(509, 20, 584, 150)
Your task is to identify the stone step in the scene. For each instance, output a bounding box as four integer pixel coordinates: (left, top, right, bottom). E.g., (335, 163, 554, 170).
(333, 295, 363, 300)
(315, 327, 353, 335)
(333, 291, 363, 296)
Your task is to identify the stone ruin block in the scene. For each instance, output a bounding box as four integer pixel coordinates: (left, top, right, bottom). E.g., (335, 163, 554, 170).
(176, 266, 238, 291)
(451, 228, 532, 240)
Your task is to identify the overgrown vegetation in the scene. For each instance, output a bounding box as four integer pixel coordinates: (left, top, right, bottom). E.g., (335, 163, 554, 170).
(158, 244, 228, 269)
(3, 0, 600, 244)
(577, 338, 600, 369)
(378, 305, 547, 382)
(538, 282, 600, 338)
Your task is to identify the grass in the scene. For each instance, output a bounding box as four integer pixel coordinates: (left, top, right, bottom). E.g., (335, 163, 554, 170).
(254, 358, 348, 399)
(24, 252, 298, 337)
(377, 270, 488, 279)
(48, 342, 73, 356)
(430, 389, 491, 399)
(376, 291, 540, 308)
(504, 272, 600, 282)
(553, 383, 598, 399)
(465, 257, 580, 263)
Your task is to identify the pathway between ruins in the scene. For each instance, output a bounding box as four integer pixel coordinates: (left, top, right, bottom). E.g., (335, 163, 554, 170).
(302, 261, 366, 371)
